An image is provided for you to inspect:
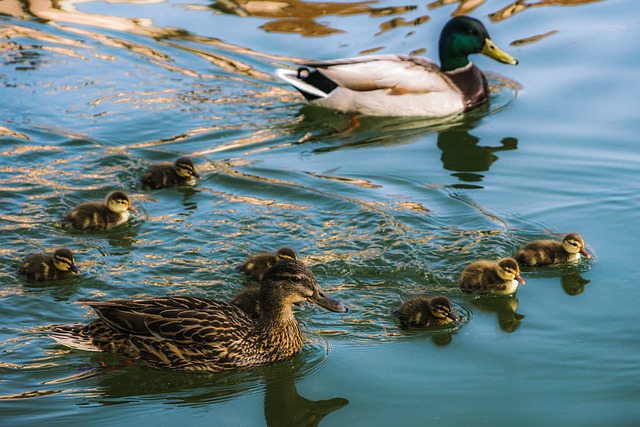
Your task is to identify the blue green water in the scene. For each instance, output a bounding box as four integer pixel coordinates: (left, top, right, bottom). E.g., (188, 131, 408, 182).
(1, 0, 639, 425)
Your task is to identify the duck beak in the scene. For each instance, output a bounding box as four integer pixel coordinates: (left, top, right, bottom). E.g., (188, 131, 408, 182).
(309, 290, 348, 313)
(515, 274, 526, 285)
(192, 171, 201, 179)
(447, 312, 459, 322)
(70, 264, 80, 274)
(580, 248, 591, 259)
(481, 38, 518, 65)
(128, 205, 138, 213)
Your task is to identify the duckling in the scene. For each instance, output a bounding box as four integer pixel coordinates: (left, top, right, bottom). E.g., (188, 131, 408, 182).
(230, 286, 304, 319)
(141, 157, 200, 189)
(19, 248, 79, 281)
(229, 287, 261, 319)
(236, 247, 298, 283)
(63, 191, 136, 231)
(458, 257, 525, 295)
(514, 233, 591, 267)
(275, 16, 517, 117)
(393, 296, 458, 328)
(50, 259, 348, 372)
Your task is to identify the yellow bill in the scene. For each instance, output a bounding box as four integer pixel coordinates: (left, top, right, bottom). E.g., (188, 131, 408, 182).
(481, 38, 518, 65)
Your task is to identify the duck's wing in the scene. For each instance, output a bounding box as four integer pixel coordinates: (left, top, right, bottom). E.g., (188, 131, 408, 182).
(78, 296, 252, 345)
(300, 55, 456, 94)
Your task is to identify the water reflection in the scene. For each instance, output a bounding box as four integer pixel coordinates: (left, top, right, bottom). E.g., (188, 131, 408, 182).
(471, 295, 525, 333)
(561, 273, 590, 296)
(210, 0, 420, 37)
(263, 362, 348, 427)
(20, 277, 80, 302)
(437, 119, 518, 188)
(208, 0, 606, 37)
(36, 357, 348, 425)
(488, 0, 605, 22)
(296, 101, 518, 188)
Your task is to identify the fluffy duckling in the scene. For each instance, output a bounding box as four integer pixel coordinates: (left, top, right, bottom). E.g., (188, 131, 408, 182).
(19, 248, 79, 281)
(393, 296, 458, 328)
(236, 247, 298, 283)
(63, 191, 136, 231)
(141, 157, 200, 189)
(514, 233, 591, 267)
(229, 287, 261, 319)
(275, 16, 518, 117)
(458, 257, 525, 295)
(50, 259, 348, 372)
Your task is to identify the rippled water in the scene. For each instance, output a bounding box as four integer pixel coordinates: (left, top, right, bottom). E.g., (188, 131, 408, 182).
(1, 0, 639, 425)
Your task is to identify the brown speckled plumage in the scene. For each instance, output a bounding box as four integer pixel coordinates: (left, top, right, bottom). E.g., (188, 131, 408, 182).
(19, 248, 79, 281)
(393, 296, 458, 328)
(515, 233, 590, 267)
(63, 191, 135, 231)
(236, 247, 298, 283)
(141, 157, 200, 189)
(50, 259, 347, 372)
(458, 258, 525, 295)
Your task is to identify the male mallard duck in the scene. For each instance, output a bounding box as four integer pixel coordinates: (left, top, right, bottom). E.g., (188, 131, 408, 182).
(63, 191, 136, 231)
(236, 247, 298, 283)
(19, 248, 79, 281)
(393, 296, 458, 328)
(275, 16, 518, 117)
(458, 257, 525, 295)
(141, 157, 200, 189)
(50, 259, 348, 372)
(514, 233, 591, 267)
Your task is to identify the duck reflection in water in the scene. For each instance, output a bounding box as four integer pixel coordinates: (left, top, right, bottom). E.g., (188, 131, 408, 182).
(561, 273, 591, 296)
(437, 118, 518, 187)
(263, 362, 349, 427)
(45, 357, 348, 426)
(471, 295, 525, 333)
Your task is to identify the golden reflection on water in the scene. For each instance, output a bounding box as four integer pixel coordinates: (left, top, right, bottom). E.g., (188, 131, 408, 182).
(510, 30, 559, 46)
(488, 0, 604, 22)
(212, 0, 421, 37)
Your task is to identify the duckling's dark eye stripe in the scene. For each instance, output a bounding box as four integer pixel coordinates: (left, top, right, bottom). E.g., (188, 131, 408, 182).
(55, 257, 72, 266)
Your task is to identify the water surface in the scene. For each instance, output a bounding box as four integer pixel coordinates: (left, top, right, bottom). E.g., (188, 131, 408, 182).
(1, 0, 639, 425)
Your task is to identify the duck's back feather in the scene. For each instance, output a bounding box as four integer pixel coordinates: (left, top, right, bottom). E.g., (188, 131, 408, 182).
(302, 55, 454, 94)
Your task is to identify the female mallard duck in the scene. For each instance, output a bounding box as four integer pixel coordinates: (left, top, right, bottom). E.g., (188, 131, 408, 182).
(141, 157, 200, 189)
(19, 248, 79, 281)
(63, 191, 136, 231)
(393, 296, 458, 328)
(515, 233, 591, 267)
(50, 259, 348, 372)
(236, 247, 298, 283)
(275, 16, 518, 117)
(458, 257, 525, 295)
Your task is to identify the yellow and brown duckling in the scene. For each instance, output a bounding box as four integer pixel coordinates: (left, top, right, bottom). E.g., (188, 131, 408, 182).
(514, 233, 591, 267)
(393, 296, 458, 328)
(236, 247, 298, 283)
(19, 248, 79, 281)
(458, 257, 525, 295)
(141, 157, 200, 189)
(63, 191, 136, 231)
(50, 259, 348, 372)
(229, 287, 262, 319)
(230, 286, 304, 319)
